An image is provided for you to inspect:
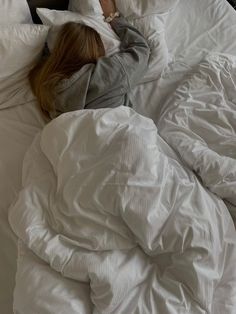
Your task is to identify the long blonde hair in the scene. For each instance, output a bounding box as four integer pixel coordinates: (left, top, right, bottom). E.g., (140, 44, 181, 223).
(29, 22, 105, 118)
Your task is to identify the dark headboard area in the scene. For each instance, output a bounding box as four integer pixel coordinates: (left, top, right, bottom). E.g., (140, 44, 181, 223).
(27, 0, 69, 23)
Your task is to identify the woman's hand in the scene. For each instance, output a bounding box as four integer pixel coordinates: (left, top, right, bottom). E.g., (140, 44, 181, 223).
(99, 0, 116, 18)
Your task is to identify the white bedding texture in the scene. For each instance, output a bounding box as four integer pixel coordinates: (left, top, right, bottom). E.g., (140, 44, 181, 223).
(9, 107, 236, 313)
(158, 53, 236, 220)
(0, 0, 32, 23)
(1, 0, 236, 313)
(0, 24, 49, 109)
(0, 1, 48, 313)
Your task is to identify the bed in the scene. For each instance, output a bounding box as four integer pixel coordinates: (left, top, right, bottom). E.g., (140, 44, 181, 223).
(1, 0, 236, 313)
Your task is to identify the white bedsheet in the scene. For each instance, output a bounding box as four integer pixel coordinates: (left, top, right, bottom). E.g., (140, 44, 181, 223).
(1, 0, 236, 313)
(0, 102, 45, 313)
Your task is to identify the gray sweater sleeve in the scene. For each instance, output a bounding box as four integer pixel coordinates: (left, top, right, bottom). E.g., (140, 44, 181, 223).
(87, 16, 150, 101)
(109, 15, 150, 89)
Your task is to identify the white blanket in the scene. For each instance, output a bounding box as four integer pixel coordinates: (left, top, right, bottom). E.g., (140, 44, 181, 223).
(158, 53, 236, 220)
(9, 107, 236, 313)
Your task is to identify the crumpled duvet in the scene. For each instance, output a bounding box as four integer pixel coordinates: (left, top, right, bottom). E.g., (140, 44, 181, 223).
(9, 107, 236, 313)
(158, 53, 236, 220)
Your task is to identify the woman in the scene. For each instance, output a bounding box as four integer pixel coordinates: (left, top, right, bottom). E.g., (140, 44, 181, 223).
(29, 0, 150, 119)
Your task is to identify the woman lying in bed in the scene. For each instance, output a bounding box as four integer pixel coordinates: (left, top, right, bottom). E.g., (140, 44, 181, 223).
(29, 0, 150, 119)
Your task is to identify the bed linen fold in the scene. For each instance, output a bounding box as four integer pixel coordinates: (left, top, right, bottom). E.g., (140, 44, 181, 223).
(158, 53, 236, 220)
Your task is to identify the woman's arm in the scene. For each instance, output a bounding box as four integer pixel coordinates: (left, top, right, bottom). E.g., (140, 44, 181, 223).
(100, 0, 117, 18)
(109, 15, 150, 89)
(93, 0, 150, 90)
(83, 1, 151, 110)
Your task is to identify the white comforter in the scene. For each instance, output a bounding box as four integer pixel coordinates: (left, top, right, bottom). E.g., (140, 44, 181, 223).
(158, 53, 236, 221)
(9, 106, 236, 313)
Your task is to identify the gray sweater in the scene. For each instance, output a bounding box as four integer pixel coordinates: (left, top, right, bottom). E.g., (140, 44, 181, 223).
(50, 16, 150, 119)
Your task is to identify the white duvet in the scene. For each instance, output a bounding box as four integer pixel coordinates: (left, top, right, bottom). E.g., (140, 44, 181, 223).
(158, 53, 236, 221)
(9, 107, 236, 313)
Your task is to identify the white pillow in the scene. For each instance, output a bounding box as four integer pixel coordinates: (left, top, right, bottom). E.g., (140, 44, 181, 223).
(0, 0, 32, 23)
(0, 24, 49, 109)
(115, 0, 179, 17)
(69, 0, 179, 18)
(68, 0, 103, 16)
(36, 8, 120, 56)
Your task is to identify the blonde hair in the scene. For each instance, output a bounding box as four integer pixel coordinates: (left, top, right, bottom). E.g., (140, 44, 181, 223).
(29, 22, 105, 118)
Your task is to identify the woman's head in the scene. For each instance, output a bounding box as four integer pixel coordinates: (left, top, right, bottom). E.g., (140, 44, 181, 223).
(50, 22, 105, 76)
(29, 22, 105, 118)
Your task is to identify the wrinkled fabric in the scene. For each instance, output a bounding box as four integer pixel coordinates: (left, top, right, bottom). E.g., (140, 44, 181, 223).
(158, 53, 236, 220)
(9, 107, 236, 313)
(116, 0, 179, 17)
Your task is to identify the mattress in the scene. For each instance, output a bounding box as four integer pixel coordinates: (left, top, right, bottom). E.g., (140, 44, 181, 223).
(1, 0, 236, 313)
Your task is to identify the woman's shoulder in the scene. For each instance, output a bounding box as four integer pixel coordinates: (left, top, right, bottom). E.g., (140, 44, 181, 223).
(56, 63, 94, 93)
